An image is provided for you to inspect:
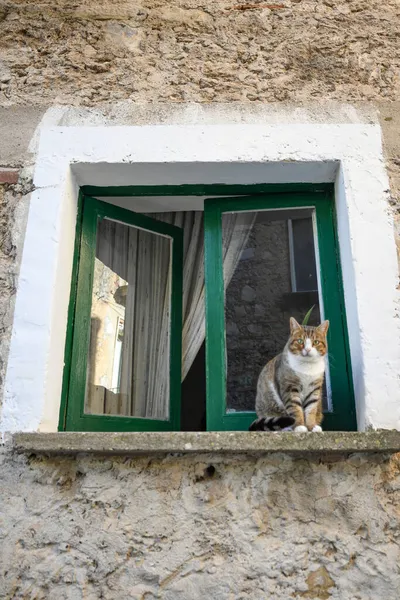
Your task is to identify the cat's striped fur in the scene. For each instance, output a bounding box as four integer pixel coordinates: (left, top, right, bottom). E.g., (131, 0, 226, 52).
(250, 317, 329, 433)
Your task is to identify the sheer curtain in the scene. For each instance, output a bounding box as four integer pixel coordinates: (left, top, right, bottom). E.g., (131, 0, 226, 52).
(95, 220, 172, 419)
(152, 211, 256, 380)
(95, 210, 255, 418)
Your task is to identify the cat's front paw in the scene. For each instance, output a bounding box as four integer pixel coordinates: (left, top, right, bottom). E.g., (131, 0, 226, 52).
(294, 425, 308, 433)
(312, 425, 323, 432)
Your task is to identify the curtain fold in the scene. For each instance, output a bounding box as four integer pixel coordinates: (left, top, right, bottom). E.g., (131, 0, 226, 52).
(152, 211, 255, 380)
(96, 220, 172, 419)
(95, 210, 255, 419)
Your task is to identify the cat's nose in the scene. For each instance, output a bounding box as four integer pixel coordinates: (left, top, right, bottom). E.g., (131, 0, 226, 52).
(304, 339, 313, 354)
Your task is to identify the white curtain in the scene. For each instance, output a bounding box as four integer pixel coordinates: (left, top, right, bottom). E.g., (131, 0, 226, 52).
(96, 220, 172, 419)
(95, 211, 255, 418)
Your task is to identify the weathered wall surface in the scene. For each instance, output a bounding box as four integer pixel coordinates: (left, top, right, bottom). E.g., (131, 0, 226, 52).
(0, 0, 399, 105)
(0, 107, 44, 405)
(1, 448, 400, 599)
(0, 178, 31, 406)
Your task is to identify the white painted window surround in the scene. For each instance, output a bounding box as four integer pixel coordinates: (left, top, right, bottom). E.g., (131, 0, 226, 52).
(1, 123, 399, 434)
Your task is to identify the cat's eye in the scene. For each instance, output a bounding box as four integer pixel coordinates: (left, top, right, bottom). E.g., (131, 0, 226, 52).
(313, 340, 320, 346)
(297, 339, 303, 344)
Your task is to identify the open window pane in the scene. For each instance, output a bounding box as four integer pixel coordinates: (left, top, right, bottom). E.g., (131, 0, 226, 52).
(222, 208, 328, 414)
(289, 217, 318, 292)
(85, 217, 172, 420)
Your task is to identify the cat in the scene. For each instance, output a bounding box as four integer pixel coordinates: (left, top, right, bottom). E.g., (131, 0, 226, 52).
(249, 317, 329, 433)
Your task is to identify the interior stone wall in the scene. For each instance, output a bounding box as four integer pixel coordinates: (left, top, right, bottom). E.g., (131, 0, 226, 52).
(226, 219, 293, 411)
(1, 447, 400, 599)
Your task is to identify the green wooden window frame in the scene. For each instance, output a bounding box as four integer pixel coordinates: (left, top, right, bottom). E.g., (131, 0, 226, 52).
(61, 195, 183, 432)
(60, 184, 356, 432)
(204, 193, 356, 432)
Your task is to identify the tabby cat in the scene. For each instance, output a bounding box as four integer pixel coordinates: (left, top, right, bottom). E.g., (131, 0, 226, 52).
(249, 317, 329, 433)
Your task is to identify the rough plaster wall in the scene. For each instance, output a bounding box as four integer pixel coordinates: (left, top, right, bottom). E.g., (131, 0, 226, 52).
(0, 0, 399, 105)
(379, 103, 400, 267)
(0, 182, 30, 408)
(1, 449, 400, 599)
(0, 107, 45, 409)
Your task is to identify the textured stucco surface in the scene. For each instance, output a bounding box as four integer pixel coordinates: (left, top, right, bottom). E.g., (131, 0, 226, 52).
(0, 181, 31, 405)
(378, 102, 400, 266)
(0, 0, 399, 106)
(1, 447, 400, 599)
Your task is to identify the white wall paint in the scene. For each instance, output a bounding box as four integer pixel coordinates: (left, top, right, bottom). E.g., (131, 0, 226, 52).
(1, 122, 399, 433)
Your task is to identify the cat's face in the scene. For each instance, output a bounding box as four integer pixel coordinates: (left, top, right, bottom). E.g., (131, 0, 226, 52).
(288, 317, 329, 359)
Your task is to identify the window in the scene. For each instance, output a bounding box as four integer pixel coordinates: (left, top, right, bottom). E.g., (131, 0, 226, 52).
(63, 197, 183, 432)
(204, 194, 355, 431)
(61, 188, 356, 432)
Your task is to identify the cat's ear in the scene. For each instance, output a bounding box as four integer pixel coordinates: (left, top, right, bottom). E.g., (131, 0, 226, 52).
(317, 320, 330, 335)
(289, 317, 301, 333)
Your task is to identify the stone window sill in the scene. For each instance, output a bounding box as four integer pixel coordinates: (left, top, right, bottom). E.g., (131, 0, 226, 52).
(9, 431, 400, 456)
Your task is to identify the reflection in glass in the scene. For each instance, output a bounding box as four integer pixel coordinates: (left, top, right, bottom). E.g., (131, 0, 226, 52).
(85, 218, 172, 420)
(223, 209, 328, 413)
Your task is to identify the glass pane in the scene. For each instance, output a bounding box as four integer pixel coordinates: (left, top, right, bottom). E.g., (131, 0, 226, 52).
(290, 218, 318, 292)
(223, 208, 329, 414)
(85, 217, 172, 420)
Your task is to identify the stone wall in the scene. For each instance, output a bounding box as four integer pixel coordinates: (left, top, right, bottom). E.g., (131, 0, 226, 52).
(0, 0, 399, 106)
(1, 446, 400, 599)
(0, 176, 31, 404)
